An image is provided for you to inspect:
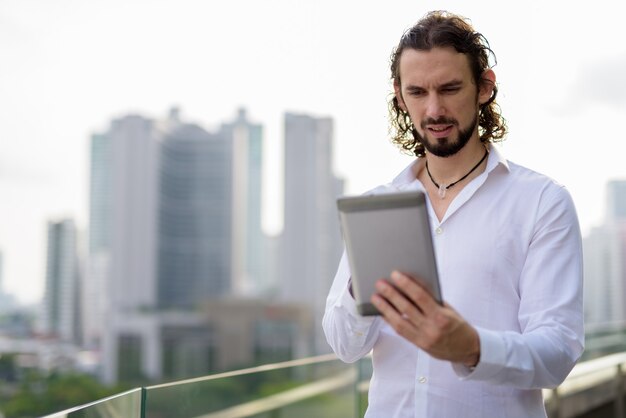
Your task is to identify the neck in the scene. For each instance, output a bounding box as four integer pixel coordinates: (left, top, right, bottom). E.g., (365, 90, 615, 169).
(424, 140, 487, 185)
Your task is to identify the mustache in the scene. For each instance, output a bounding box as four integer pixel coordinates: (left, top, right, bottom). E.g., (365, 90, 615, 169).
(420, 117, 458, 128)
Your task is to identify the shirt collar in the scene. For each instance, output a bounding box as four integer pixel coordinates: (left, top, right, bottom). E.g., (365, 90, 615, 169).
(390, 143, 510, 189)
(485, 143, 510, 174)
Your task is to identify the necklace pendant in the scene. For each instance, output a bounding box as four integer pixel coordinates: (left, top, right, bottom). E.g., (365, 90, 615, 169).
(438, 184, 447, 199)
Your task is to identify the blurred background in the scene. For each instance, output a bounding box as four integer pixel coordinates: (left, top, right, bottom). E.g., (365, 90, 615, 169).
(1, 0, 626, 416)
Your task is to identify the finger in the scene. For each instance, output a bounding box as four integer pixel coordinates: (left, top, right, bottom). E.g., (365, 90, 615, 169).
(391, 271, 440, 314)
(370, 291, 398, 317)
(374, 279, 424, 323)
(371, 291, 420, 341)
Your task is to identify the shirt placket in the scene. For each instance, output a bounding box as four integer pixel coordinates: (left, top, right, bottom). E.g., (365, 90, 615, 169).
(411, 203, 440, 417)
(414, 352, 430, 417)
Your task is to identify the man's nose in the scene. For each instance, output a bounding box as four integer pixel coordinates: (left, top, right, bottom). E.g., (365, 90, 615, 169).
(425, 94, 446, 119)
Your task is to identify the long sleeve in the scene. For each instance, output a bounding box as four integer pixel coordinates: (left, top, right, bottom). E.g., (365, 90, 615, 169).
(322, 251, 383, 363)
(454, 185, 584, 389)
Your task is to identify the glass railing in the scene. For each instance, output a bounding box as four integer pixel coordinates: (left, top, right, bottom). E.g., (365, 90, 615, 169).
(142, 354, 361, 418)
(42, 354, 371, 418)
(42, 388, 143, 417)
(41, 350, 626, 418)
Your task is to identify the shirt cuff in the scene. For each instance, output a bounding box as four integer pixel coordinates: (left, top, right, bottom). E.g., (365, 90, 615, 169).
(337, 278, 377, 331)
(453, 326, 506, 380)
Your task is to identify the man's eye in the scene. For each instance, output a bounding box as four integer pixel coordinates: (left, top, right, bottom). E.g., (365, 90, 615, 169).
(442, 87, 460, 94)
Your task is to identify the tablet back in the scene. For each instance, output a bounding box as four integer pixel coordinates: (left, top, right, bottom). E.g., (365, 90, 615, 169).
(337, 191, 441, 315)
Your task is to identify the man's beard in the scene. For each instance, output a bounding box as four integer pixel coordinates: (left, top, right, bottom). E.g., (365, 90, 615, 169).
(414, 113, 479, 158)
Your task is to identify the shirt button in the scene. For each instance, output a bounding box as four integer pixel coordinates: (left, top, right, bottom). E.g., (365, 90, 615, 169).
(435, 227, 443, 235)
(418, 376, 427, 384)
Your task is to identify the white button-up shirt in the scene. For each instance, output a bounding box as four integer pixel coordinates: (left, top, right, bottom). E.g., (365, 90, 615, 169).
(323, 145, 584, 418)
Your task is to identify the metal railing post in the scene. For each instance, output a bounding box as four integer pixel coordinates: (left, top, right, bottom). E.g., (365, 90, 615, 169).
(140, 386, 147, 418)
(615, 363, 624, 418)
(355, 359, 362, 418)
(546, 388, 560, 418)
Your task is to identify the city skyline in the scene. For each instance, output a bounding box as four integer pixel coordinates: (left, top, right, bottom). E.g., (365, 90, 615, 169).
(91, 108, 280, 382)
(2, 0, 626, 304)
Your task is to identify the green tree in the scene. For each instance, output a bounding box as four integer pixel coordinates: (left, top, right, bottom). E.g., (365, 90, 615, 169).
(1, 371, 125, 418)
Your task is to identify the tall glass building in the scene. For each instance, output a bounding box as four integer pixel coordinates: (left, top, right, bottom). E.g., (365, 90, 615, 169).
(157, 120, 233, 308)
(280, 112, 344, 354)
(43, 219, 80, 343)
(584, 180, 626, 326)
(85, 115, 158, 349)
(218, 109, 266, 296)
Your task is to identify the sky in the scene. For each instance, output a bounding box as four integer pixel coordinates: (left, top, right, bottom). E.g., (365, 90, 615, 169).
(1, 0, 625, 304)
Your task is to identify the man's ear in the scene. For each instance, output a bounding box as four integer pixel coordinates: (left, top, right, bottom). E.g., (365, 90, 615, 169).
(394, 80, 407, 111)
(478, 69, 496, 105)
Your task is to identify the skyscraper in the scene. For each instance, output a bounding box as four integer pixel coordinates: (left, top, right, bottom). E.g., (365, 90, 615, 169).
(84, 115, 159, 348)
(156, 107, 266, 307)
(0, 250, 17, 314)
(157, 113, 233, 308)
(584, 180, 626, 327)
(86, 114, 161, 383)
(218, 109, 266, 296)
(606, 180, 626, 222)
(583, 226, 613, 325)
(280, 112, 344, 354)
(42, 219, 80, 343)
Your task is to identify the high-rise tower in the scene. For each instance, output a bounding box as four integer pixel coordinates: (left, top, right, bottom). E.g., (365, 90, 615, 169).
(584, 180, 626, 327)
(84, 115, 159, 349)
(280, 112, 344, 354)
(43, 219, 80, 343)
(218, 109, 266, 296)
(157, 115, 233, 308)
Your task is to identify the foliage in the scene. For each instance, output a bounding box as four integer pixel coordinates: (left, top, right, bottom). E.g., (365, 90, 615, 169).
(0, 368, 127, 418)
(0, 354, 18, 382)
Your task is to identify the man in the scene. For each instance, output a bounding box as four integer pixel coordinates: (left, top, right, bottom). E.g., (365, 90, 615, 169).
(323, 11, 583, 418)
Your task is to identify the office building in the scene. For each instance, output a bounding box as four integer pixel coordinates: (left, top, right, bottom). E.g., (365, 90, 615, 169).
(42, 219, 80, 343)
(0, 250, 18, 315)
(84, 115, 159, 350)
(157, 112, 233, 308)
(280, 112, 344, 354)
(218, 109, 267, 296)
(606, 180, 626, 222)
(87, 114, 160, 383)
(584, 180, 626, 327)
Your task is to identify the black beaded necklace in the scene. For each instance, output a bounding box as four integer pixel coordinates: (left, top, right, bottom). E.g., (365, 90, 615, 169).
(425, 148, 489, 199)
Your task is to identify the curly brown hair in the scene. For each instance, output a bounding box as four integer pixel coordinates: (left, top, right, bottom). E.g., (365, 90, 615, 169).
(389, 11, 507, 157)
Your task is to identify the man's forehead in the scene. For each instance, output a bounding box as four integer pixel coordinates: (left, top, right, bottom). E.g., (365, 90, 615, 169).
(398, 47, 473, 84)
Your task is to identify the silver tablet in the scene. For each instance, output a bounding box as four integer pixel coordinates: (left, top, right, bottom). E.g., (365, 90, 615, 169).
(337, 191, 442, 316)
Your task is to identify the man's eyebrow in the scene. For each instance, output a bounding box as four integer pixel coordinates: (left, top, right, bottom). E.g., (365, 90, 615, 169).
(440, 79, 463, 88)
(405, 85, 425, 93)
(404, 79, 464, 92)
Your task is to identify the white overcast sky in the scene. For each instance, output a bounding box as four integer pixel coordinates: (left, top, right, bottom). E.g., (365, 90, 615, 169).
(1, 0, 625, 304)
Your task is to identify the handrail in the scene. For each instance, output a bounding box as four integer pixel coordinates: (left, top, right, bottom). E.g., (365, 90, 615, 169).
(144, 353, 339, 390)
(544, 352, 626, 418)
(195, 370, 356, 418)
(545, 351, 626, 398)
